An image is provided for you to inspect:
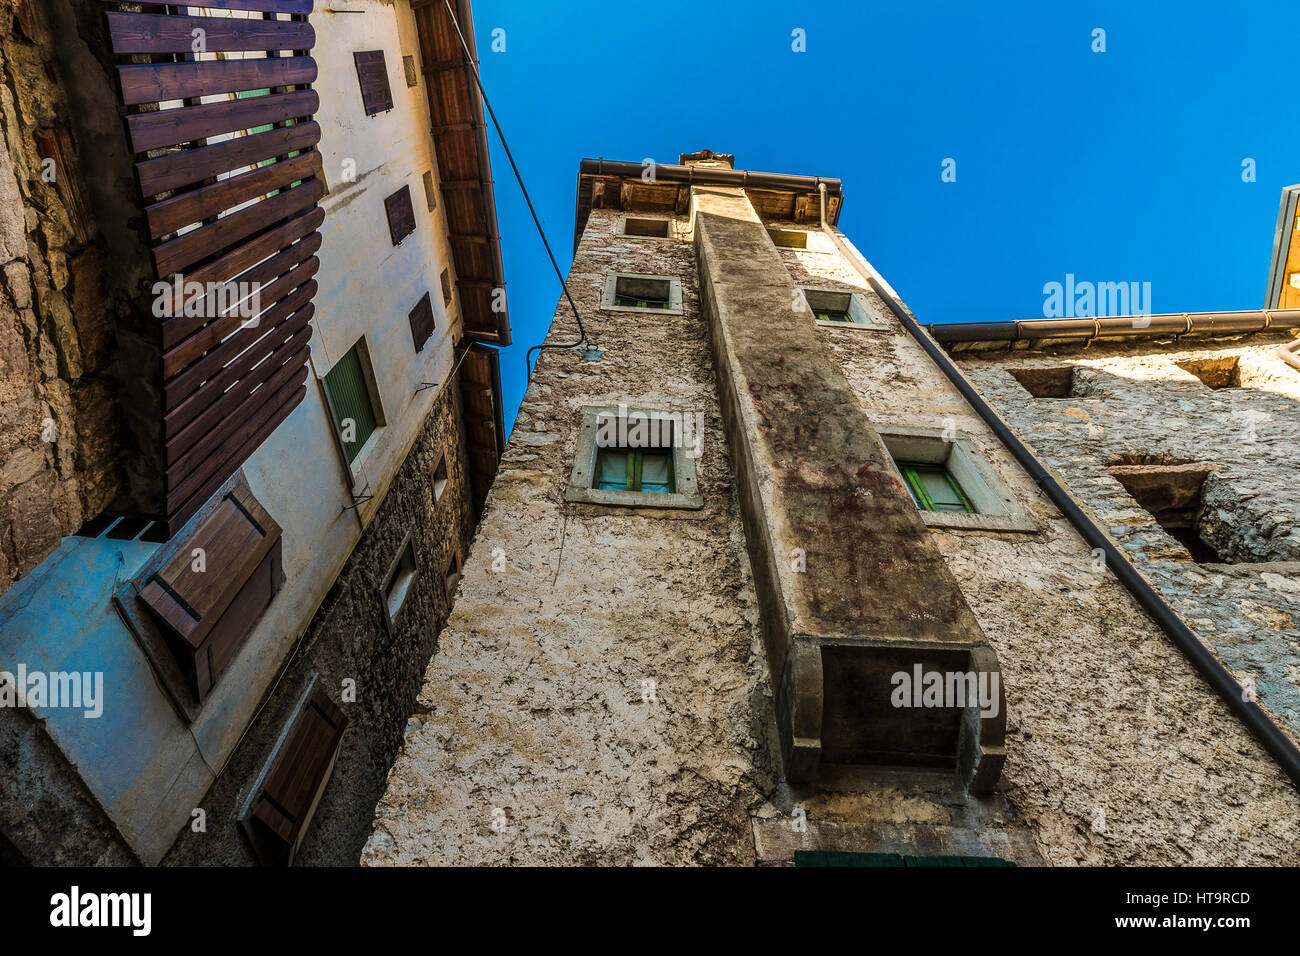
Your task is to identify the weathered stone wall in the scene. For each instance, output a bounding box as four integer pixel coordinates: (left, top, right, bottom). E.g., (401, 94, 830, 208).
(364, 209, 778, 865)
(955, 339, 1300, 738)
(0, 3, 133, 596)
(778, 227, 1300, 864)
(162, 383, 474, 865)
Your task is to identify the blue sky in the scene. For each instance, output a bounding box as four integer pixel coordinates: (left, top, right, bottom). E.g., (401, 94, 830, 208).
(469, 0, 1300, 433)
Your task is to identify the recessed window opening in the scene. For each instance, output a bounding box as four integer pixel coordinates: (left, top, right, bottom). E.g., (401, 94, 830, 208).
(445, 551, 462, 600)
(1107, 462, 1223, 562)
(432, 454, 449, 503)
(1177, 356, 1241, 389)
(623, 217, 670, 238)
(768, 228, 808, 249)
(614, 276, 671, 309)
(1008, 365, 1087, 398)
(897, 462, 976, 514)
(383, 537, 417, 625)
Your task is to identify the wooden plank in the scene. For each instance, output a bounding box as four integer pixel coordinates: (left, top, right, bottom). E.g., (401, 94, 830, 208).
(353, 50, 393, 116)
(164, 294, 314, 409)
(163, 230, 321, 347)
(145, 149, 321, 239)
(32, 129, 92, 244)
(106, 13, 315, 56)
(166, 319, 312, 443)
(126, 88, 319, 153)
(166, 371, 307, 512)
(118, 55, 317, 107)
(152, 178, 323, 277)
(167, 340, 311, 464)
(97, 0, 314, 12)
(167, 206, 322, 318)
(384, 185, 416, 245)
(136, 121, 321, 197)
(163, 255, 319, 377)
(166, 389, 303, 537)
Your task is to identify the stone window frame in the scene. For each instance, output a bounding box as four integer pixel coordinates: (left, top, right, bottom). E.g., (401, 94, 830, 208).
(801, 285, 888, 330)
(565, 405, 704, 511)
(767, 226, 833, 253)
(381, 531, 418, 632)
(875, 425, 1037, 533)
(600, 273, 684, 315)
(617, 214, 682, 242)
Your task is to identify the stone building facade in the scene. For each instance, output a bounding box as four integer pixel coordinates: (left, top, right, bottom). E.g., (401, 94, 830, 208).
(365, 151, 1300, 866)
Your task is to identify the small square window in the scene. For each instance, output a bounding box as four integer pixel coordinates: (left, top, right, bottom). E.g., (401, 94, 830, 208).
(1008, 365, 1092, 398)
(1176, 356, 1241, 390)
(440, 267, 453, 307)
(444, 551, 462, 601)
(383, 535, 417, 627)
(432, 453, 449, 503)
(402, 54, 418, 87)
(896, 463, 975, 514)
(802, 288, 884, 329)
(621, 216, 671, 239)
(422, 170, 436, 211)
(601, 274, 683, 314)
(565, 406, 703, 510)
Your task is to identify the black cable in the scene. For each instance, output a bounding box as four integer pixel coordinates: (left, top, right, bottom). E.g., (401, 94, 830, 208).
(440, 0, 588, 380)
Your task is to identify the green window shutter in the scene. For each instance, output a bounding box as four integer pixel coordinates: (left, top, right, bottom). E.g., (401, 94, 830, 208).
(899, 463, 975, 514)
(324, 347, 378, 463)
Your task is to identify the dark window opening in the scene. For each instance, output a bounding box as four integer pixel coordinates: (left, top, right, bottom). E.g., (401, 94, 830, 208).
(1177, 356, 1241, 389)
(402, 54, 418, 87)
(623, 217, 670, 238)
(445, 551, 462, 601)
(432, 453, 449, 503)
(383, 538, 417, 627)
(422, 170, 436, 211)
(440, 267, 453, 307)
(613, 276, 672, 310)
(804, 289, 864, 324)
(1107, 461, 1224, 562)
(1008, 365, 1084, 398)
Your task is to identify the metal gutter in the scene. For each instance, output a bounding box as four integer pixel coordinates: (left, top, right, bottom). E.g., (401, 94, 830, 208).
(929, 310, 1300, 348)
(820, 224, 1300, 793)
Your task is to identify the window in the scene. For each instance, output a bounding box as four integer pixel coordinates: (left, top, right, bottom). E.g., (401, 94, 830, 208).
(897, 463, 974, 514)
(422, 170, 437, 211)
(445, 551, 462, 601)
(323, 341, 381, 465)
(802, 287, 885, 329)
(1007, 365, 1091, 398)
(565, 406, 703, 510)
(432, 453, 449, 503)
(601, 274, 684, 314)
(620, 216, 671, 239)
(385, 185, 417, 246)
(1107, 457, 1224, 562)
(408, 292, 434, 352)
(383, 535, 417, 627)
(354, 50, 393, 116)
(595, 447, 675, 494)
(768, 227, 808, 249)
(877, 425, 1036, 533)
(440, 267, 453, 307)
(402, 54, 418, 87)
(1176, 356, 1241, 390)
(239, 675, 347, 866)
(127, 482, 284, 714)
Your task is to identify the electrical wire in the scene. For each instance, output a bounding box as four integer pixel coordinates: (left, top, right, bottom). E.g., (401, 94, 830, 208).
(440, 0, 589, 380)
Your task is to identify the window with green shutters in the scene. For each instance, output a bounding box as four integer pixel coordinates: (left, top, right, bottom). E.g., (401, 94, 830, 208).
(594, 447, 675, 494)
(897, 462, 975, 514)
(324, 345, 379, 464)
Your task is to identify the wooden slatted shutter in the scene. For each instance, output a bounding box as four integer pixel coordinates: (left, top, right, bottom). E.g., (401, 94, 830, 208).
(323, 345, 379, 463)
(408, 292, 435, 352)
(353, 50, 394, 116)
(99, 0, 325, 537)
(137, 486, 284, 704)
(240, 675, 347, 865)
(385, 185, 417, 246)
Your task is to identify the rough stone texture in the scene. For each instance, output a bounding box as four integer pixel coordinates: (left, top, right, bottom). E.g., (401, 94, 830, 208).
(778, 231, 1300, 864)
(364, 209, 777, 865)
(162, 385, 473, 865)
(366, 202, 1300, 867)
(0, 3, 131, 597)
(955, 340, 1300, 736)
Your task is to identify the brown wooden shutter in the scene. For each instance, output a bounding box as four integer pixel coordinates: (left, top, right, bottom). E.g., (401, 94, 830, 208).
(353, 50, 393, 116)
(385, 185, 417, 245)
(240, 676, 347, 866)
(408, 291, 435, 352)
(138, 486, 284, 703)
